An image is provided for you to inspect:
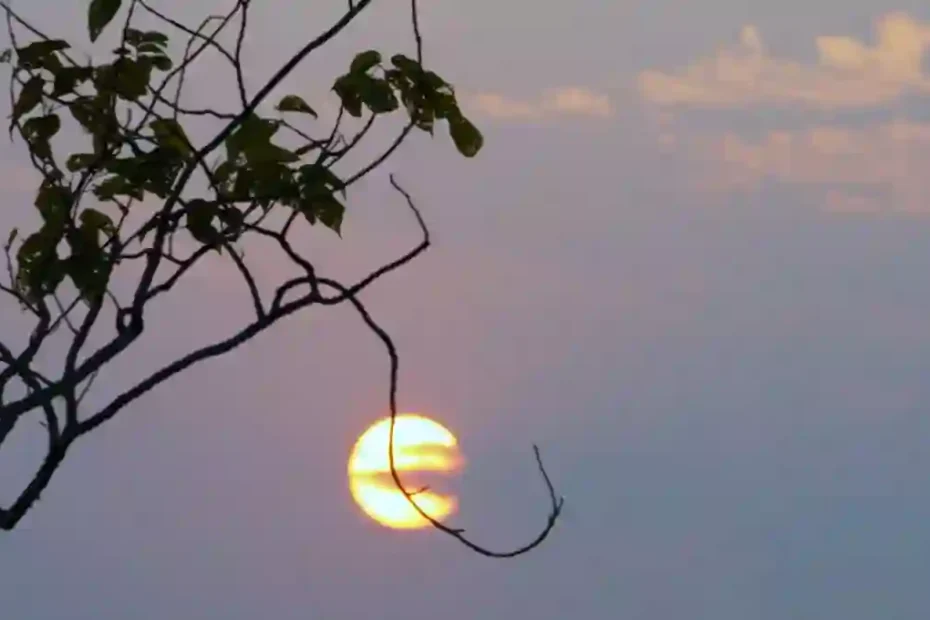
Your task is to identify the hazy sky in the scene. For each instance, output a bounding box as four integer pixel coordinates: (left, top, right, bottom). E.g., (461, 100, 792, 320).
(3, 1, 930, 618)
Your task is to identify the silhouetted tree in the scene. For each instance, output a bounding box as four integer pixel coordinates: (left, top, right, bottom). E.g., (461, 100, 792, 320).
(0, 0, 561, 554)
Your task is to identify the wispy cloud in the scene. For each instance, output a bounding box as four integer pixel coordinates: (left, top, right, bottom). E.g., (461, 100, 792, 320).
(468, 87, 613, 120)
(638, 12, 930, 109)
(682, 120, 930, 213)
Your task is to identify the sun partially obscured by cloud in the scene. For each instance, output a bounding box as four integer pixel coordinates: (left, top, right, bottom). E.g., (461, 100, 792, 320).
(687, 120, 930, 213)
(638, 12, 930, 109)
(469, 87, 613, 121)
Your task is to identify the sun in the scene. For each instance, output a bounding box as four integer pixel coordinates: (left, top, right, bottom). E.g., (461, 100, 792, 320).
(348, 413, 463, 530)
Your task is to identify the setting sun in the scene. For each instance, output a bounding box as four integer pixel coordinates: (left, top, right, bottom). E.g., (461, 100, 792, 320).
(348, 414, 463, 530)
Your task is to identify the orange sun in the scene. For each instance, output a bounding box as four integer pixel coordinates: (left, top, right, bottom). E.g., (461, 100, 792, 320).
(348, 414, 463, 529)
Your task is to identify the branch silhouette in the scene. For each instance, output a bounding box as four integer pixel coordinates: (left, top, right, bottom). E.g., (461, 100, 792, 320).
(0, 0, 563, 555)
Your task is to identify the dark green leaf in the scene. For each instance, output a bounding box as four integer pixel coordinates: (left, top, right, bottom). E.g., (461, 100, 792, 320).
(110, 57, 152, 100)
(276, 94, 318, 117)
(333, 75, 363, 117)
(6, 228, 18, 247)
(124, 28, 144, 46)
(79, 208, 115, 237)
(142, 31, 169, 45)
(358, 76, 398, 114)
(68, 97, 97, 132)
(432, 92, 460, 120)
(351, 50, 382, 74)
(217, 206, 244, 232)
(298, 164, 345, 196)
(11, 76, 44, 122)
(148, 54, 173, 71)
(52, 66, 93, 96)
(421, 70, 448, 90)
(316, 195, 345, 235)
(186, 199, 221, 245)
(150, 118, 192, 154)
(63, 234, 109, 301)
(15, 40, 70, 69)
(225, 115, 286, 164)
(391, 54, 419, 73)
(22, 114, 60, 140)
(0, 49, 11, 64)
(214, 160, 236, 185)
(94, 175, 144, 201)
(88, 0, 123, 43)
(449, 116, 483, 157)
(22, 114, 60, 161)
(34, 181, 71, 226)
(66, 153, 97, 172)
(16, 228, 64, 300)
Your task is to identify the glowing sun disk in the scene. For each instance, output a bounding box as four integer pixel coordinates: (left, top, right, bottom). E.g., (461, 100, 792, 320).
(348, 414, 462, 530)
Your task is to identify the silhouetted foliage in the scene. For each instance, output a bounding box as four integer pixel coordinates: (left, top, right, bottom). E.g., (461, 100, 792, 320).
(0, 0, 561, 555)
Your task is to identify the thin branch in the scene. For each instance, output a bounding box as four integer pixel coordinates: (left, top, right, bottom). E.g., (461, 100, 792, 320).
(76, 284, 318, 438)
(233, 0, 250, 109)
(138, 0, 239, 68)
(223, 240, 265, 319)
(322, 276, 564, 558)
(319, 175, 428, 305)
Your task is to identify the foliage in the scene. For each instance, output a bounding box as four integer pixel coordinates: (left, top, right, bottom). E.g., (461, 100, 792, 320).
(0, 0, 561, 555)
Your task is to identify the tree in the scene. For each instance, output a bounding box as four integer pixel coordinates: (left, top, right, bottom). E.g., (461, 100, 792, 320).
(0, 0, 562, 555)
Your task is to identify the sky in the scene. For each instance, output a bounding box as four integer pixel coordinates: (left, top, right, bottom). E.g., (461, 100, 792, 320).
(3, 0, 930, 618)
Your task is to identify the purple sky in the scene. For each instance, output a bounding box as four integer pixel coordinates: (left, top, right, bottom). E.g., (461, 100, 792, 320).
(3, 1, 930, 618)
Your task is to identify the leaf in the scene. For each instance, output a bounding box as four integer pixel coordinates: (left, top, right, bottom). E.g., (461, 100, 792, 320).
(22, 114, 60, 140)
(11, 76, 44, 122)
(124, 28, 144, 46)
(448, 116, 483, 157)
(68, 97, 98, 132)
(63, 232, 109, 301)
(34, 181, 71, 226)
(332, 75, 363, 117)
(433, 92, 460, 120)
(390, 54, 419, 73)
(66, 153, 97, 172)
(316, 195, 345, 235)
(79, 208, 115, 237)
(142, 31, 169, 45)
(93, 175, 144, 201)
(6, 228, 18, 247)
(15, 40, 70, 69)
(217, 206, 244, 233)
(214, 160, 236, 185)
(186, 199, 221, 245)
(52, 66, 93, 96)
(225, 115, 285, 164)
(88, 0, 123, 43)
(22, 114, 60, 161)
(113, 58, 152, 100)
(150, 118, 192, 155)
(276, 94, 318, 117)
(16, 228, 64, 300)
(351, 50, 382, 74)
(421, 70, 448, 91)
(148, 54, 173, 71)
(357, 76, 398, 114)
(298, 164, 345, 196)
(0, 49, 11, 64)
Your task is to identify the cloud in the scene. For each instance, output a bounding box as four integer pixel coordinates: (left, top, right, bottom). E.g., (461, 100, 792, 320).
(679, 120, 930, 213)
(468, 87, 613, 120)
(638, 12, 930, 109)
